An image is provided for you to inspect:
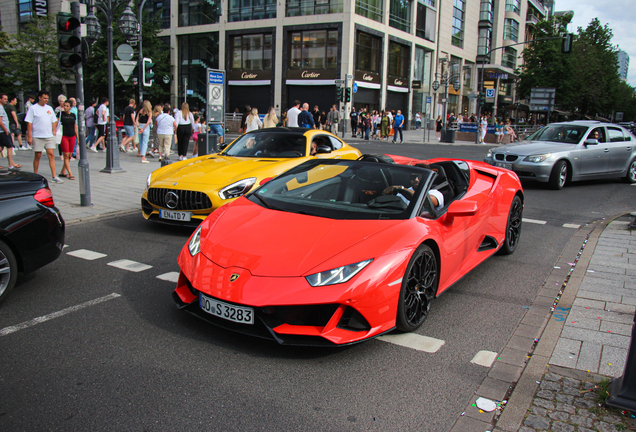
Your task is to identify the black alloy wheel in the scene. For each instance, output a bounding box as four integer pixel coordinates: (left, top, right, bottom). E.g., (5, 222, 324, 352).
(396, 244, 438, 332)
(498, 195, 523, 255)
(0, 240, 18, 305)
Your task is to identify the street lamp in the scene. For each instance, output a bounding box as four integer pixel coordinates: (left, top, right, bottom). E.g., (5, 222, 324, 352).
(33, 50, 45, 91)
(89, 0, 139, 173)
(432, 60, 461, 142)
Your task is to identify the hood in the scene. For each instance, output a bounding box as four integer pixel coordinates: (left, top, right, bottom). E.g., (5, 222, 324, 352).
(199, 199, 398, 277)
(151, 155, 304, 188)
(492, 141, 576, 156)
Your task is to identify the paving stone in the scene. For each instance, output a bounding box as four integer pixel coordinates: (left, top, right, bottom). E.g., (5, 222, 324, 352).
(487, 361, 523, 383)
(571, 414, 595, 428)
(578, 411, 597, 420)
(556, 394, 574, 404)
(549, 411, 570, 422)
(605, 302, 636, 314)
(578, 427, 595, 432)
(555, 402, 576, 414)
(574, 398, 597, 409)
(551, 421, 575, 432)
(540, 380, 562, 391)
(576, 290, 623, 304)
(599, 320, 633, 336)
(536, 389, 556, 400)
(550, 338, 581, 368)
(533, 398, 556, 410)
(523, 415, 550, 430)
(562, 377, 581, 387)
(560, 327, 631, 349)
(518, 427, 536, 432)
(576, 341, 603, 373)
(583, 382, 598, 390)
(599, 346, 629, 377)
(600, 414, 622, 424)
(531, 405, 548, 416)
(595, 421, 620, 432)
(563, 385, 580, 396)
(476, 377, 512, 401)
(583, 392, 596, 400)
(543, 372, 562, 382)
(573, 298, 606, 309)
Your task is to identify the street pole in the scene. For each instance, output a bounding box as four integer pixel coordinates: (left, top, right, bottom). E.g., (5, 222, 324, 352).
(342, 76, 347, 139)
(606, 313, 636, 412)
(72, 1, 91, 206)
(138, 0, 147, 104)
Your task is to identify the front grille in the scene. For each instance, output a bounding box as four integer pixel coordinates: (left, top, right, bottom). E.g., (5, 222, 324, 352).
(147, 188, 212, 210)
(494, 154, 519, 162)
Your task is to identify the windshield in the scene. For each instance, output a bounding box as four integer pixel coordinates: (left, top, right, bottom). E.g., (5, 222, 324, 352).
(222, 132, 307, 158)
(246, 160, 434, 220)
(526, 125, 588, 144)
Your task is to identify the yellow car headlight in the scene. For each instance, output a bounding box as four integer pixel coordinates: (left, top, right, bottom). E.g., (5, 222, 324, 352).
(219, 178, 257, 200)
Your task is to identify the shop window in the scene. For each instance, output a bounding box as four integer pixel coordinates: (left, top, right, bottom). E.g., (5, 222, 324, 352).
(286, 0, 343, 17)
(355, 0, 383, 23)
(228, 0, 276, 22)
(388, 41, 410, 78)
(231, 35, 273, 70)
(355, 31, 382, 73)
(289, 30, 338, 70)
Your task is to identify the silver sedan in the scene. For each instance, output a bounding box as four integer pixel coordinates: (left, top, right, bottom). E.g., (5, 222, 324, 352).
(484, 121, 636, 189)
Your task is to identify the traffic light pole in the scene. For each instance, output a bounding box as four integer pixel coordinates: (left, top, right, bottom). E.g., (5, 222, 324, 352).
(138, 0, 147, 103)
(72, 1, 91, 205)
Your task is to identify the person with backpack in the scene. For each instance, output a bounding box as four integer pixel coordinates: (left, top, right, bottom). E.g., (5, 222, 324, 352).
(298, 103, 315, 129)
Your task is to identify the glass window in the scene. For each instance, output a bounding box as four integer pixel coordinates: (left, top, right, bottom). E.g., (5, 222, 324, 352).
(479, 0, 492, 22)
(286, 0, 343, 17)
(228, 0, 276, 22)
(231, 34, 273, 71)
(451, 0, 465, 48)
(18, 0, 33, 29)
(504, 19, 519, 42)
(388, 41, 410, 78)
(289, 30, 338, 70)
(505, 0, 520, 15)
(463, 63, 472, 89)
(355, 31, 382, 73)
(145, 0, 171, 29)
(355, 0, 383, 23)
(416, 2, 436, 41)
(178, 33, 219, 107)
(390, 0, 412, 33)
(179, 0, 220, 27)
(607, 127, 625, 142)
(502, 46, 517, 69)
(478, 27, 491, 56)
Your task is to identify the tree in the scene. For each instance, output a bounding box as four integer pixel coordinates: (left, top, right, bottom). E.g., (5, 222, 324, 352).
(3, 16, 73, 95)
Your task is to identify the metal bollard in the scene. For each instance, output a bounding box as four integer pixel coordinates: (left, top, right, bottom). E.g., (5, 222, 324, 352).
(606, 311, 636, 411)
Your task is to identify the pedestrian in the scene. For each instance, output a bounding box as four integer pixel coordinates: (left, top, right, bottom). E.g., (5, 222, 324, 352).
(120, 98, 136, 152)
(392, 109, 404, 143)
(58, 100, 78, 179)
(67, 97, 79, 159)
(6, 96, 23, 149)
(245, 107, 263, 132)
(191, 114, 201, 157)
(54, 94, 66, 160)
(24, 94, 35, 113)
(350, 107, 358, 138)
(25, 90, 61, 182)
(312, 105, 321, 130)
(263, 106, 278, 128)
(415, 112, 421, 130)
(357, 108, 366, 137)
(495, 120, 504, 143)
(279, 110, 287, 127)
(136, 100, 152, 163)
(327, 104, 340, 135)
(239, 105, 251, 133)
(298, 103, 315, 129)
(380, 110, 389, 141)
(175, 102, 194, 160)
(480, 116, 488, 144)
(505, 121, 517, 142)
(320, 111, 327, 130)
(155, 105, 177, 161)
(84, 99, 96, 151)
(286, 100, 301, 127)
(363, 112, 371, 141)
(435, 115, 442, 140)
(0, 93, 21, 170)
(148, 104, 162, 157)
(91, 97, 109, 152)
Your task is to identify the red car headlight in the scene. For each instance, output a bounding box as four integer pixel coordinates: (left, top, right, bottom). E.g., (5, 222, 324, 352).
(305, 259, 373, 287)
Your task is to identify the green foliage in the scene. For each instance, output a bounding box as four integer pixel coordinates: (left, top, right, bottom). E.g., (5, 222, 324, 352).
(3, 16, 74, 94)
(82, 0, 172, 112)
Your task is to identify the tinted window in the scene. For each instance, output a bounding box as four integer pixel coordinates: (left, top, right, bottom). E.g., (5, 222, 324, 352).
(607, 127, 624, 142)
(529, 125, 588, 144)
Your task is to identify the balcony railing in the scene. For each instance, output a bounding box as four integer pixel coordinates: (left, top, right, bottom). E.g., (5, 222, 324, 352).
(526, 14, 539, 25)
(287, 0, 343, 17)
(355, 0, 383, 23)
(389, 13, 410, 33)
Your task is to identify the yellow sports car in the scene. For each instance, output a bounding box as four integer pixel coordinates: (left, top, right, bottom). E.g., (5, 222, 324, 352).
(141, 127, 362, 226)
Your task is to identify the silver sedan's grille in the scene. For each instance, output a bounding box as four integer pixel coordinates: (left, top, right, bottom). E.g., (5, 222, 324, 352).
(147, 188, 212, 210)
(494, 154, 519, 162)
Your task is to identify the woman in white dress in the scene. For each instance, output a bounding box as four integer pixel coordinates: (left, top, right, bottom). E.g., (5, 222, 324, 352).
(245, 108, 263, 132)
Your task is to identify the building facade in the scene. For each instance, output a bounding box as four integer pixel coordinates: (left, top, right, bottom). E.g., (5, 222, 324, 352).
(618, 49, 629, 82)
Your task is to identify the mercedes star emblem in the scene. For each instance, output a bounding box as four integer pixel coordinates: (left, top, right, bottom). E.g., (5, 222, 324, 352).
(165, 191, 179, 209)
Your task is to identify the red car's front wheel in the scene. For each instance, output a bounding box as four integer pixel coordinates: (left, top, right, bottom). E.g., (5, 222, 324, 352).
(396, 244, 438, 332)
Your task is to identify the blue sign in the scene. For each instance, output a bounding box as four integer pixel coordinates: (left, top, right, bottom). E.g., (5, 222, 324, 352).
(426, 96, 431, 104)
(352, 82, 358, 93)
(459, 123, 496, 134)
(186, 89, 193, 95)
(209, 72, 224, 84)
(486, 89, 496, 98)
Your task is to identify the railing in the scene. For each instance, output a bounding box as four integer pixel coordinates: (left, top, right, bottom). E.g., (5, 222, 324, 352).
(286, 0, 343, 17)
(389, 13, 410, 33)
(355, 0, 383, 23)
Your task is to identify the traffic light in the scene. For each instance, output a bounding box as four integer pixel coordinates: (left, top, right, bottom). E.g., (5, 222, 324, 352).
(345, 87, 351, 103)
(56, 12, 81, 70)
(336, 86, 343, 102)
(478, 93, 486, 106)
(142, 57, 155, 87)
(562, 33, 573, 54)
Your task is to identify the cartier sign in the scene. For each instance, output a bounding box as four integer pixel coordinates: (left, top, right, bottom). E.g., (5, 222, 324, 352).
(241, 72, 258, 79)
(354, 70, 380, 85)
(394, 79, 403, 86)
(301, 71, 321, 78)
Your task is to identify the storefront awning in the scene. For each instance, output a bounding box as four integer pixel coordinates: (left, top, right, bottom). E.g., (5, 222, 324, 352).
(387, 85, 409, 93)
(229, 80, 272, 86)
(356, 81, 381, 90)
(286, 79, 336, 85)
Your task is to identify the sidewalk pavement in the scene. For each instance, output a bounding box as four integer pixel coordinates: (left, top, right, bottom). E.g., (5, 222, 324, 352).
(451, 214, 636, 432)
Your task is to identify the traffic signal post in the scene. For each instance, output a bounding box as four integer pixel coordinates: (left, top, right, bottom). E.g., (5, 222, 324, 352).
(57, 11, 82, 69)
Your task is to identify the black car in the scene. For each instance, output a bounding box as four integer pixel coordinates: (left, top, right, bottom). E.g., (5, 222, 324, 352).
(0, 170, 65, 305)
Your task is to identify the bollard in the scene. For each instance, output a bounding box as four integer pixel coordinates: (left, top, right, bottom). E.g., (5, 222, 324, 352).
(606, 311, 636, 411)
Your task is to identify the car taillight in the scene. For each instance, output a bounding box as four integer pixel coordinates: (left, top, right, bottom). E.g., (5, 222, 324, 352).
(34, 187, 55, 207)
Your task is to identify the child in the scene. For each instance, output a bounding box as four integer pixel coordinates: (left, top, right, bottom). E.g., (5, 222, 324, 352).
(192, 114, 201, 157)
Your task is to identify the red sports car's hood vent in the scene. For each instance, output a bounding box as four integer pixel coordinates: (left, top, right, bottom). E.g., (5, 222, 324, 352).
(200, 200, 393, 277)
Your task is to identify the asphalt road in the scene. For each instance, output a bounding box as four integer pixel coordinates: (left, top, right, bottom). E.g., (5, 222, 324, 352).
(1, 142, 635, 431)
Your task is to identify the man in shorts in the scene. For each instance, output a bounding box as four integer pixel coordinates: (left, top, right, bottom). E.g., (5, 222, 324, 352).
(91, 97, 109, 152)
(6, 96, 23, 149)
(25, 90, 62, 183)
(120, 98, 136, 152)
(0, 93, 21, 170)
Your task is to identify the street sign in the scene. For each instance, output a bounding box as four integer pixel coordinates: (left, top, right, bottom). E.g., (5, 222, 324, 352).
(116, 44, 134, 61)
(186, 89, 193, 95)
(616, 112, 624, 121)
(335, 79, 344, 84)
(163, 75, 171, 84)
(114, 60, 137, 82)
(207, 69, 225, 124)
(485, 89, 495, 98)
(346, 74, 353, 80)
(426, 96, 431, 104)
(467, 92, 477, 100)
(529, 87, 556, 112)
(352, 82, 358, 93)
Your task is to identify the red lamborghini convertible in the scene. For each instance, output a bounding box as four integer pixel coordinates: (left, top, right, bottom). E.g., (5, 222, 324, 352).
(173, 155, 524, 346)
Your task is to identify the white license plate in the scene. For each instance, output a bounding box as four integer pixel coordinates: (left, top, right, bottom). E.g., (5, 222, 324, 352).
(199, 293, 254, 324)
(159, 209, 192, 221)
(495, 162, 513, 170)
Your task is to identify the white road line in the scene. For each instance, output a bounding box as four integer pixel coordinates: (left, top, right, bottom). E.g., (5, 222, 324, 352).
(67, 249, 107, 260)
(157, 272, 180, 283)
(563, 223, 581, 229)
(107, 259, 153, 272)
(0, 293, 121, 337)
(522, 218, 547, 225)
(471, 350, 498, 367)
(377, 333, 445, 353)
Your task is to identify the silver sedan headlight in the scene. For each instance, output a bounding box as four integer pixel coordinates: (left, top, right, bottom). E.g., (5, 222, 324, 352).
(219, 178, 257, 200)
(524, 154, 552, 163)
(305, 259, 373, 287)
(485, 150, 493, 159)
(188, 226, 202, 256)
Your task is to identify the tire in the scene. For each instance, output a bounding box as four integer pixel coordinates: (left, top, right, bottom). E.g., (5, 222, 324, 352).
(396, 244, 438, 332)
(622, 158, 636, 184)
(0, 240, 18, 306)
(548, 160, 568, 190)
(498, 196, 523, 255)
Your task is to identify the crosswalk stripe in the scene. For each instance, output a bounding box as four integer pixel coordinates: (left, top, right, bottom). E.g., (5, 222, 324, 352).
(377, 333, 445, 353)
(156, 272, 180, 283)
(563, 223, 581, 229)
(522, 218, 547, 225)
(67, 249, 107, 260)
(471, 350, 498, 367)
(107, 259, 153, 272)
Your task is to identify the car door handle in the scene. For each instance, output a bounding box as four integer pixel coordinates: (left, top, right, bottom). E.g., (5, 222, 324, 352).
(627, 147, 632, 151)
(604, 149, 610, 152)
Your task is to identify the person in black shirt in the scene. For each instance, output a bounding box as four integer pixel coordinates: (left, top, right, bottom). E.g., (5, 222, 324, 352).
(312, 105, 321, 130)
(350, 107, 358, 138)
(120, 99, 136, 152)
(59, 100, 78, 179)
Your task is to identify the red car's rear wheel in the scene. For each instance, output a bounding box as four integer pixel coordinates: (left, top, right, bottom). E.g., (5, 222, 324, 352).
(396, 244, 438, 332)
